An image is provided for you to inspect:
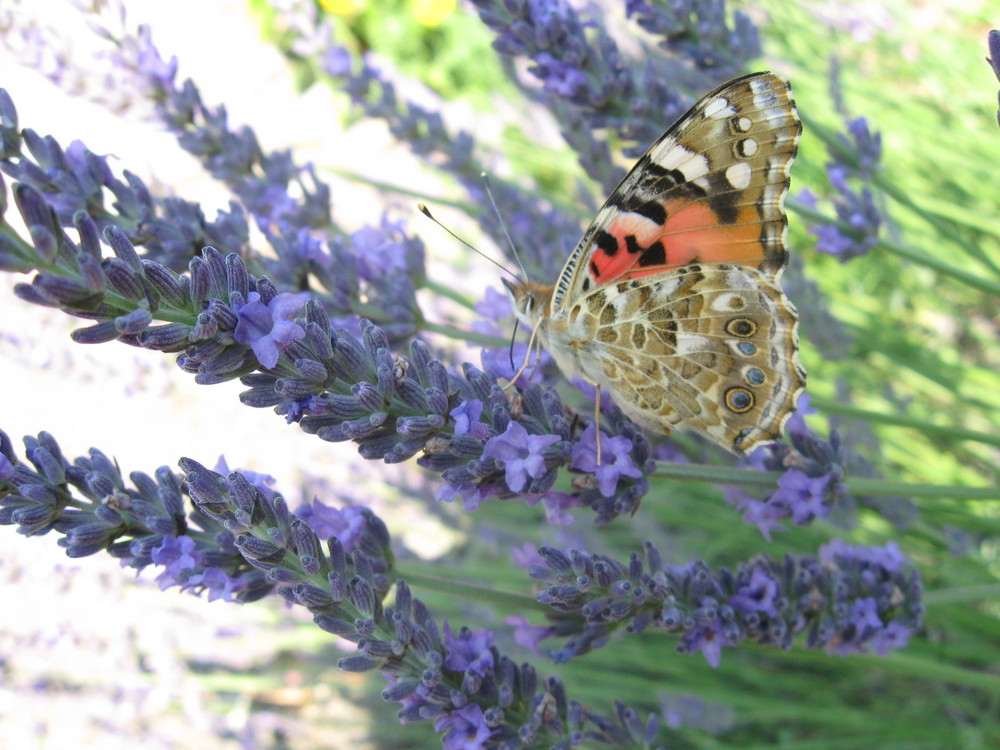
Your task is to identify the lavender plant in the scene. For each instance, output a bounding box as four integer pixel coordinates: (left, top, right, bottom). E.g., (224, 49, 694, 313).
(3, 1, 997, 748)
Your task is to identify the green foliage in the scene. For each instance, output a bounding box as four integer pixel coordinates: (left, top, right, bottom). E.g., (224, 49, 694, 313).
(327, 0, 510, 103)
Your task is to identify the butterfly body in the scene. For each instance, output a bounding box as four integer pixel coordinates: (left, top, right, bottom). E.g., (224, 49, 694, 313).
(505, 72, 806, 455)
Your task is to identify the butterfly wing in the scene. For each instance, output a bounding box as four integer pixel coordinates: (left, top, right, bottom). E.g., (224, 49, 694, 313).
(549, 72, 801, 315)
(565, 264, 806, 453)
(539, 72, 805, 454)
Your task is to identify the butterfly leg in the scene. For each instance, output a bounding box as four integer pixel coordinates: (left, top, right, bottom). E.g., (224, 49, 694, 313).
(576, 376, 603, 464)
(594, 382, 603, 465)
(504, 325, 541, 390)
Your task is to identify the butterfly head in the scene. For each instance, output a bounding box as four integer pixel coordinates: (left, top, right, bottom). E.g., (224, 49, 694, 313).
(502, 278, 554, 330)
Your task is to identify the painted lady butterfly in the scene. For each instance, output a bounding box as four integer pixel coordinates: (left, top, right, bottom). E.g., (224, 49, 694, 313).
(504, 72, 807, 454)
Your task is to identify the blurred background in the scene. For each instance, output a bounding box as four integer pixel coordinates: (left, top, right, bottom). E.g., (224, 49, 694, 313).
(1, 0, 998, 748)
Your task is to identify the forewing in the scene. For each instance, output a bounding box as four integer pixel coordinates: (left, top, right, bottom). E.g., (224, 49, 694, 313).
(551, 72, 801, 315)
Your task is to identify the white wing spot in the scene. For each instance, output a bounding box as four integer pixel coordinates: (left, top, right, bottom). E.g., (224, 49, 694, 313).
(692, 176, 711, 193)
(652, 144, 710, 180)
(703, 96, 733, 118)
(725, 161, 752, 189)
(725, 268, 756, 289)
(711, 292, 743, 311)
(739, 137, 758, 156)
(767, 156, 792, 180)
(754, 89, 781, 108)
(652, 277, 684, 299)
(736, 116, 753, 132)
(676, 334, 711, 355)
(774, 130, 797, 150)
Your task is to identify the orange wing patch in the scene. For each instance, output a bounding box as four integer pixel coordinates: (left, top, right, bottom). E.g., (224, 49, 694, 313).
(587, 200, 768, 284)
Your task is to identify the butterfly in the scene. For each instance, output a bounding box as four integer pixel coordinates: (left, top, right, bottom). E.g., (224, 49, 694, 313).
(503, 72, 807, 455)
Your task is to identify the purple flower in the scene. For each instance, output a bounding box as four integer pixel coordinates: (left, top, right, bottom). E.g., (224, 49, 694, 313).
(323, 45, 353, 77)
(536, 490, 580, 525)
(295, 500, 367, 552)
(352, 223, 408, 281)
(151, 534, 200, 589)
(183, 567, 245, 602)
(844, 118, 882, 176)
(288, 226, 332, 267)
(504, 614, 554, 652)
(434, 702, 493, 750)
(989, 30, 1000, 82)
(442, 622, 495, 677)
(812, 223, 858, 258)
(472, 286, 509, 336)
(481, 420, 559, 493)
(806, 117, 883, 262)
(869, 620, 912, 656)
(131, 25, 179, 86)
(770, 470, 831, 525)
(475, 286, 510, 323)
(819, 539, 907, 573)
(784, 393, 817, 439)
(989, 30, 1000, 126)
(0, 453, 14, 480)
(234, 291, 309, 368)
(570, 424, 642, 497)
(251, 184, 301, 230)
(434, 480, 501, 511)
(734, 495, 786, 541)
(510, 542, 547, 572)
(677, 612, 729, 668)
(797, 187, 819, 210)
(450, 399, 487, 439)
(849, 597, 884, 634)
(522, 490, 577, 524)
(533, 52, 590, 98)
(728, 565, 780, 619)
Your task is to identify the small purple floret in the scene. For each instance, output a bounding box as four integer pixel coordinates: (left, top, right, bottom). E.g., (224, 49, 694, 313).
(234, 291, 308, 368)
(482, 420, 559, 493)
(570, 424, 642, 497)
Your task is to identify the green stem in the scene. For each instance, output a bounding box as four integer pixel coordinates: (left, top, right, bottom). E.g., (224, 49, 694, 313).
(421, 320, 508, 347)
(398, 568, 550, 613)
(845, 477, 998, 499)
(422, 278, 477, 310)
(652, 462, 999, 499)
(325, 167, 479, 216)
(851, 652, 1000, 694)
(765, 647, 1000, 694)
(923, 584, 1000, 605)
(808, 395, 1000, 448)
(876, 235, 1000, 296)
(652, 462, 782, 487)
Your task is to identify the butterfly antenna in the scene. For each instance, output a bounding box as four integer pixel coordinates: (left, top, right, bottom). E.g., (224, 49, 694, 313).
(481, 172, 530, 281)
(418, 204, 518, 279)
